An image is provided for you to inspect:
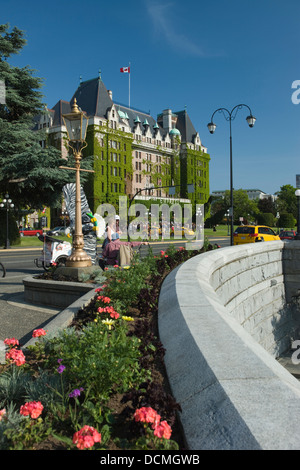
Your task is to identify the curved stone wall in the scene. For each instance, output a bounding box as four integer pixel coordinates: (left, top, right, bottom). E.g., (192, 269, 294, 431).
(158, 241, 300, 450)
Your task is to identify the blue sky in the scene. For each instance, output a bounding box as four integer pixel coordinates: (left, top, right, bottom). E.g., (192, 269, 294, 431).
(2, 0, 300, 196)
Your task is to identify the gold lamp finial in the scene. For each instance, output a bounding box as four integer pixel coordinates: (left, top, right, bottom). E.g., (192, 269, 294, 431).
(71, 98, 80, 114)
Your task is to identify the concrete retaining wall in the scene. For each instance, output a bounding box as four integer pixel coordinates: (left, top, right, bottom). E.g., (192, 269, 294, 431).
(158, 241, 300, 450)
(23, 276, 95, 308)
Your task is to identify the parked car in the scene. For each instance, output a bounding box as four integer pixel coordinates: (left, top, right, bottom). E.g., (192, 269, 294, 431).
(46, 226, 66, 237)
(233, 225, 280, 245)
(279, 230, 296, 240)
(19, 227, 43, 237)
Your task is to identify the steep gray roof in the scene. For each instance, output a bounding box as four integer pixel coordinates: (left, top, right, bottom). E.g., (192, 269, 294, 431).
(46, 77, 200, 146)
(174, 110, 197, 143)
(51, 100, 71, 126)
(71, 78, 113, 118)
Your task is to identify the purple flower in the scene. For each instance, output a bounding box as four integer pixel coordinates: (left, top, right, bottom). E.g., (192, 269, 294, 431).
(57, 364, 66, 374)
(69, 388, 84, 398)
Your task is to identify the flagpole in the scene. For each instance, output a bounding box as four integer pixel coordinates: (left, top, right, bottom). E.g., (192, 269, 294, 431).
(129, 62, 131, 108)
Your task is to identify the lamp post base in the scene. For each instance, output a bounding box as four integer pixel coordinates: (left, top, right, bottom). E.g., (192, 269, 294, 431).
(66, 248, 92, 268)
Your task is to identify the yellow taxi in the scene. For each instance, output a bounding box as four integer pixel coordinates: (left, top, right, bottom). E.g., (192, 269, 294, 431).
(233, 225, 280, 245)
(173, 225, 195, 238)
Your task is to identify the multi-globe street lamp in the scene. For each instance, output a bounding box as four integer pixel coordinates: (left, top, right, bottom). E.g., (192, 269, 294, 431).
(0, 193, 14, 249)
(62, 98, 92, 267)
(207, 104, 256, 246)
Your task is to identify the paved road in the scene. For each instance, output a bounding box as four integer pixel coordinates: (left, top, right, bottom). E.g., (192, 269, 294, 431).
(0, 247, 61, 347)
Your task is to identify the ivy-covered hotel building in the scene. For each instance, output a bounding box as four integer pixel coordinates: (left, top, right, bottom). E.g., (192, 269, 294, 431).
(37, 75, 210, 213)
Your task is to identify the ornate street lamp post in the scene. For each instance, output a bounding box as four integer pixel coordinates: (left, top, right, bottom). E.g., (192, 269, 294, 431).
(0, 193, 14, 249)
(207, 104, 256, 246)
(62, 99, 92, 267)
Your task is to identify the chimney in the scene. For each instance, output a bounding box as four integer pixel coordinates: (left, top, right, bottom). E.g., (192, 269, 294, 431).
(162, 109, 172, 131)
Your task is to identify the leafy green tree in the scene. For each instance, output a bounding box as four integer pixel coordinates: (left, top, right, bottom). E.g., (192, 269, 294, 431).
(0, 24, 92, 210)
(223, 189, 259, 224)
(277, 212, 296, 229)
(275, 184, 297, 219)
(257, 196, 276, 216)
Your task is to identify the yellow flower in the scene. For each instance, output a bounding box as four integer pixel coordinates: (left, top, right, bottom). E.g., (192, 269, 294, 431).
(102, 318, 115, 330)
(122, 316, 134, 322)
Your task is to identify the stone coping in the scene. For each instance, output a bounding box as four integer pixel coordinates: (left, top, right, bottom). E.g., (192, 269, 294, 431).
(158, 241, 300, 450)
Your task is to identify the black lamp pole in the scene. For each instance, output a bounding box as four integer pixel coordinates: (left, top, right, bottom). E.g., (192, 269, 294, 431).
(0, 193, 14, 249)
(207, 104, 256, 246)
(295, 190, 300, 235)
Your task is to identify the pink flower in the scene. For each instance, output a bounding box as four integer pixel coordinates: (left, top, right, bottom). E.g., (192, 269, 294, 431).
(0, 409, 6, 421)
(32, 328, 47, 338)
(97, 295, 111, 304)
(153, 420, 172, 439)
(6, 348, 25, 366)
(95, 284, 107, 293)
(4, 337, 19, 347)
(110, 311, 119, 319)
(134, 407, 161, 425)
(72, 425, 101, 450)
(20, 401, 44, 419)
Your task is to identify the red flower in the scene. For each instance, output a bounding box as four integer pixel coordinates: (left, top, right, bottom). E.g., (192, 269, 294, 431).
(20, 401, 44, 419)
(72, 425, 101, 450)
(134, 406, 161, 426)
(6, 348, 25, 366)
(97, 295, 111, 304)
(4, 337, 19, 347)
(153, 420, 172, 439)
(110, 311, 120, 319)
(32, 328, 47, 338)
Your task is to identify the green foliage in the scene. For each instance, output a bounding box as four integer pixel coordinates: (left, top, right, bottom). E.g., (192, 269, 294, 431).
(277, 212, 296, 228)
(0, 244, 209, 450)
(256, 212, 275, 227)
(275, 184, 297, 218)
(41, 320, 150, 403)
(0, 365, 32, 407)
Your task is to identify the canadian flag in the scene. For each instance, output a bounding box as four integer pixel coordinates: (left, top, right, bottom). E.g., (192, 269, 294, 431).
(120, 66, 130, 73)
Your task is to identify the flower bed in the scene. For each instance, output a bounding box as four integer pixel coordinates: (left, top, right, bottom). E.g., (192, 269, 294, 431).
(0, 242, 214, 450)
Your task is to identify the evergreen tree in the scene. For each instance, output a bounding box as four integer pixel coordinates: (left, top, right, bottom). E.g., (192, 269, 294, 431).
(0, 24, 91, 210)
